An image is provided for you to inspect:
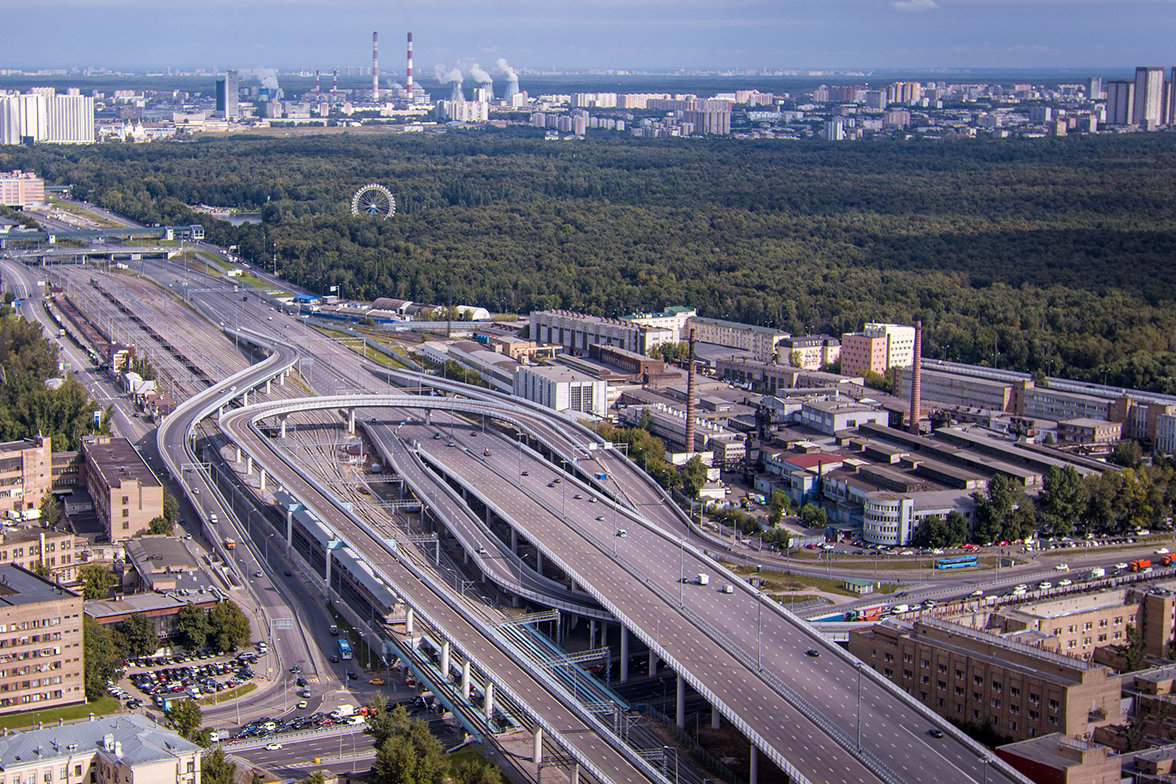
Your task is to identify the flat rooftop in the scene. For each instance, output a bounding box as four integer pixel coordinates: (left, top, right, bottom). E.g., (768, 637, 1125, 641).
(124, 536, 198, 573)
(0, 714, 199, 770)
(996, 734, 1103, 770)
(0, 564, 77, 606)
(1007, 588, 1129, 621)
(83, 437, 160, 489)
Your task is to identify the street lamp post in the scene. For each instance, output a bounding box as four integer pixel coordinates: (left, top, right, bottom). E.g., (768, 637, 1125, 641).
(679, 538, 685, 607)
(856, 662, 863, 752)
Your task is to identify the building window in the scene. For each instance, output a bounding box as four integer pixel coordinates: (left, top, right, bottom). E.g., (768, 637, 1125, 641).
(1049, 699, 1059, 712)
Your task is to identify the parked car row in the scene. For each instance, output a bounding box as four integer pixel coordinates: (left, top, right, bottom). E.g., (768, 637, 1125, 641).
(129, 661, 255, 702)
(232, 711, 360, 740)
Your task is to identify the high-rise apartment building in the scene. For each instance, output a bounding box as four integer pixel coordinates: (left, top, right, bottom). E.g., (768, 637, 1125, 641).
(215, 70, 239, 119)
(1133, 67, 1165, 129)
(1087, 77, 1103, 100)
(1105, 80, 1135, 126)
(45, 94, 94, 144)
(81, 437, 163, 544)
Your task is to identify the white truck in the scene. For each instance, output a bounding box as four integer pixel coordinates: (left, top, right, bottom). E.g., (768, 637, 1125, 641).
(696, 573, 710, 586)
(331, 704, 357, 719)
(1089, 567, 1106, 579)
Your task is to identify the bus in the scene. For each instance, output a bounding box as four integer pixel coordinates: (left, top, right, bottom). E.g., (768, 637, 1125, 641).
(337, 640, 353, 661)
(935, 556, 978, 570)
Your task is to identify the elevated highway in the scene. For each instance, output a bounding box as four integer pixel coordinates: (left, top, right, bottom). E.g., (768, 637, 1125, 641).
(221, 393, 1029, 784)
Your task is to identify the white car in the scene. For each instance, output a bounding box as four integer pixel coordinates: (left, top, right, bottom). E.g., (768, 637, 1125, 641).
(1157, 548, 1170, 555)
(1054, 563, 1069, 571)
(1115, 562, 1130, 571)
(1037, 581, 1052, 590)
(264, 743, 282, 751)
(970, 589, 984, 597)
(296, 700, 308, 709)
(1058, 579, 1073, 587)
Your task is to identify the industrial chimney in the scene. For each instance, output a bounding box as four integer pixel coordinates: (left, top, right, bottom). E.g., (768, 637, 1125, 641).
(685, 329, 697, 454)
(331, 69, 338, 101)
(406, 32, 414, 99)
(909, 320, 923, 435)
(371, 31, 380, 101)
(314, 69, 321, 95)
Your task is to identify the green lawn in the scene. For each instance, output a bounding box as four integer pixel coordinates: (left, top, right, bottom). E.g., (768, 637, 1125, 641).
(0, 696, 120, 730)
(198, 682, 256, 706)
(726, 563, 900, 598)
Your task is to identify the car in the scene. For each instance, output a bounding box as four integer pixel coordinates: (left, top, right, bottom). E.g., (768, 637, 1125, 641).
(296, 677, 307, 687)
(970, 589, 984, 597)
(283, 570, 292, 577)
(616, 529, 628, 538)
(329, 654, 340, 663)
(595, 515, 605, 521)
(805, 649, 820, 657)
(1158, 548, 1171, 555)
(432, 433, 441, 440)
(574, 494, 582, 500)
(264, 743, 283, 751)
(1055, 563, 1070, 571)
(521, 470, 529, 476)
(297, 700, 308, 709)
(1037, 581, 1052, 590)
(290, 665, 301, 674)
(254, 571, 263, 579)
(1058, 579, 1073, 587)
(927, 728, 945, 739)
(370, 677, 385, 686)
(347, 672, 358, 680)
(588, 497, 597, 503)
(547, 481, 556, 488)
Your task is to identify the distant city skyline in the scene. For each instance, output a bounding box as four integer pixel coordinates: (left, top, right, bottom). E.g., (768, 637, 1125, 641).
(0, 0, 1173, 72)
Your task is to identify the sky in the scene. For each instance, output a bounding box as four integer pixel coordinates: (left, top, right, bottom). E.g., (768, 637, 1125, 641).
(0, 0, 1173, 72)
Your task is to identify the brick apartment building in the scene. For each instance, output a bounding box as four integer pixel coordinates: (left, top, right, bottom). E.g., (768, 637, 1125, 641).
(850, 618, 1123, 743)
(0, 565, 84, 714)
(81, 437, 163, 543)
(0, 437, 52, 521)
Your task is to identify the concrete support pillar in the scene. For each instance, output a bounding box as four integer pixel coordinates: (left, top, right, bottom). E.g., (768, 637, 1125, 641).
(279, 417, 287, 439)
(536, 550, 544, 576)
(279, 370, 286, 386)
(676, 674, 686, 729)
(258, 469, 266, 491)
(649, 650, 658, 676)
(461, 660, 471, 700)
(234, 446, 241, 463)
(712, 705, 721, 730)
(219, 406, 225, 418)
(440, 641, 450, 680)
(405, 607, 415, 637)
(589, 620, 597, 649)
(264, 379, 271, 395)
(245, 456, 253, 475)
(620, 627, 630, 683)
(347, 409, 356, 434)
(600, 623, 607, 651)
(569, 764, 579, 784)
(241, 390, 248, 406)
(510, 527, 518, 554)
(483, 682, 495, 719)
(324, 545, 332, 587)
(532, 728, 543, 765)
(750, 745, 758, 784)
(424, 409, 431, 425)
(285, 509, 293, 544)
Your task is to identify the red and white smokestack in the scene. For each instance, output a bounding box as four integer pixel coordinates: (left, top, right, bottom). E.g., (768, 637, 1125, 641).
(332, 70, 338, 99)
(371, 31, 380, 101)
(406, 32, 414, 97)
(909, 320, 923, 435)
(314, 70, 321, 95)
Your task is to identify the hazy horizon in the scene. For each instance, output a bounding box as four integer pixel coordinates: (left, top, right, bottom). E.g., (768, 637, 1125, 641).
(0, 0, 1172, 73)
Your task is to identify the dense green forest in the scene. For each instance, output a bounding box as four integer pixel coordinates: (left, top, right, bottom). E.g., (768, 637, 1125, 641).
(4, 132, 1176, 391)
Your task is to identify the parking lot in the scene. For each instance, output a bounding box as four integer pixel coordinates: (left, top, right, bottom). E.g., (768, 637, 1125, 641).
(118, 650, 263, 711)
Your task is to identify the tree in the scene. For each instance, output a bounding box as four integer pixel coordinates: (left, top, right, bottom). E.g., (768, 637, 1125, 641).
(83, 618, 121, 701)
(1110, 440, 1144, 469)
(945, 510, 969, 546)
(168, 698, 203, 741)
(146, 516, 174, 536)
(366, 697, 412, 748)
(450, 758, 505, 784)
(767, 490, 790, 526)
(202, 749, 236, 784)
(40, 492, 61, 528)
(971, 474, 1027, 544)
(300, 774, 328, 784)
(120, 613, 158, 658)
(372, 730, 447, 784)
(1124, 624, 1146, 672)
(80, 564, 117, 600)
(208, 601, 252, 652)
(163, 490, 180, 526)
(680, 455, 707, 499)
(799, 502, 827, 529)
(911, 517, 948, 549)
(1037, 465, 1086, 537)
(175, 604, 210, 651)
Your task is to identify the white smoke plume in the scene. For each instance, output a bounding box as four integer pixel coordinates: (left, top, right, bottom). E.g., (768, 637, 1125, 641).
(240, 67, 280, 91)
(469, 63, 492, 84)
(434, 66, 464, 84)
(495, 58, 517, 80)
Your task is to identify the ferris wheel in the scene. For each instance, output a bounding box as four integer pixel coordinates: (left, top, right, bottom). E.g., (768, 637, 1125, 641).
(350, 183, 397, 218)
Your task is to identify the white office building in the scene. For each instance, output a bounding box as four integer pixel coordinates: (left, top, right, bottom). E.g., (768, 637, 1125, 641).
(514, 365, 608, 418)
(0, 92, 93, 144)
(864, 322, 916, 369)
(46, 94, 95, 144)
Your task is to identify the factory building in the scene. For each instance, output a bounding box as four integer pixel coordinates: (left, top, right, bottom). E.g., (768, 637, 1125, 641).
(531, 310, 674, 357)
(513, 365, 608, 418)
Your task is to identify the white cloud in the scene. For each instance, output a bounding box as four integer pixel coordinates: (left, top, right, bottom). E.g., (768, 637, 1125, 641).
(892, 0, 938, 10)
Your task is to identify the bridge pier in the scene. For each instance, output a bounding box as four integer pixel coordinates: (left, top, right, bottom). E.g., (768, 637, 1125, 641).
(649, 650, 658, 676)
(245, 456, 253, 475)
(347, 409, 356, 434)
(532, 728, 543, 765)
(219, 406, 225, 418)
(569, 763, 579, 784)
(620, 627, 630, 682)
(258, 469, 267, 491)
(510, 527, 517, 553)
(279, 370, 286, 386)
(264, 379, 271, 395)
(589, 620, 597, 649)
(324, 545, 333, 587)
(279, 417, 287, 439)
(241, 390, 248, 406)
(405, 607, 415, 637)
(676, 674, 686, 729)
(235, 446, 241, 463)
(712, 704, 721, 730)
(483, 682, 495, 719)
(536, 550, 544, 576)
(285, 508, 293, 544)
(461, 660, 471, 700)
(749, 744, 758, 784)
(440, 640, 450, 680)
